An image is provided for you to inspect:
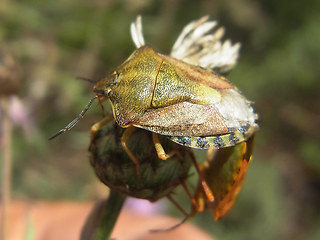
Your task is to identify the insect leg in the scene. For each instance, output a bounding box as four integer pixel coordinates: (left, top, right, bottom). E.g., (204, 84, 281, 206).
(97, 97, 107, 117)
(150, 194, 189, 233)
(205, 147, 217, 162)
(152, 133, 179, 160)
(180, 181, 199, 216)
(190, 150, 215, 203)
(120, 126, 141, 176)
(90, 114, 114, 139)
(167, 194, 189, 217)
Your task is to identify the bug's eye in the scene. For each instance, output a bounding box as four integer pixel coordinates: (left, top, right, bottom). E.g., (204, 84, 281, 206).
(106, 72, 119, 88)
(107, 88, 113, 98)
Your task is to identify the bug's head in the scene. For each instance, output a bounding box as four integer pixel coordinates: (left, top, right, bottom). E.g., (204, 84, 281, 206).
(93, 71, 119, 99)
(92, 47, 159, 127)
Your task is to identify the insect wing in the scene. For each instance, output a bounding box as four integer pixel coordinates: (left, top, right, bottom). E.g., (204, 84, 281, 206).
(136, 101, 229, 136)
(194, 134, 255, 221)
(134, 51, 258, 140)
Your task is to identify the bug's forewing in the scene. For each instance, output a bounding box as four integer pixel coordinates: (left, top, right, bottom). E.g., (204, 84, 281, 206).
(133, 52, 257, 137)
(193, 135, 255, 221)
(136, 101, 228, 136)
(135, 91, 257, 137)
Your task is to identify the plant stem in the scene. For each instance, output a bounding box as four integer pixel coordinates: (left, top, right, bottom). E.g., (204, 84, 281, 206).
(95, 190, 125, 240)
(0, 97, 12, 240)
(81, 190, 126, 240)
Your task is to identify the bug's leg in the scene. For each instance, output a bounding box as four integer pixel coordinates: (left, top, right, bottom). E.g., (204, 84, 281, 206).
(120, 126, 141, 175)
(90, 114, 114, 138)
(152, 133, 179, 160)
(89, 114, 114, 151)
(167, 194, 189, 217)
(206, 147, 217, 162)
(97, 97, 106, 117)
(180, 181, 199, 216)
(151, 156, 199, 233)
(150, 193, 190, 233)
(152, 180, 203, 233)
(190, 150, 215, 203)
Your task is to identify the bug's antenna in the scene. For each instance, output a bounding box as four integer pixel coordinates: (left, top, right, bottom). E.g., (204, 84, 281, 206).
(76, 76, 97, 84)
(49, 96, 97, 140)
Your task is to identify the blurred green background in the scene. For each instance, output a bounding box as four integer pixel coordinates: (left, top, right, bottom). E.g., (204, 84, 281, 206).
(1, 0, 320, 239)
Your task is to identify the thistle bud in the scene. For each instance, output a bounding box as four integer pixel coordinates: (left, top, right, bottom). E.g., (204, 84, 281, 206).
(89, 123, 193, 202)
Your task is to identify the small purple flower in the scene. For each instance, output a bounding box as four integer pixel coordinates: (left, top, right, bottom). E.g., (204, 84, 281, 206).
(0, 96, 34, 137)
(125, 197, 166, 216)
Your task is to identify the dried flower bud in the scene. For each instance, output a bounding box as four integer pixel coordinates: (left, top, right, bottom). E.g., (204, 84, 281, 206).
(0, 50, 20, 96)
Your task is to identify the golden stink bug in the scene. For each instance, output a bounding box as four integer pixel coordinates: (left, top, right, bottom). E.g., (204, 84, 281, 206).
(50, 16, 258, 173)
(92, 45, 257, 147)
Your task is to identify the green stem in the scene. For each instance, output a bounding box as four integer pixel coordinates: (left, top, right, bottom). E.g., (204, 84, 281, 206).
(95, 191, 125, 240)
(81, 190, 126, 240)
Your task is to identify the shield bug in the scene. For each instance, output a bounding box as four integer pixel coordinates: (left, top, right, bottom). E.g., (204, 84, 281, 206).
(50, 16, 258, 172)
(91, 45, 258, 147)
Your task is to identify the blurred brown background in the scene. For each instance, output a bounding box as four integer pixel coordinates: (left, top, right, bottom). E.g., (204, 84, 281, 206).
(0, 0, 319, 240)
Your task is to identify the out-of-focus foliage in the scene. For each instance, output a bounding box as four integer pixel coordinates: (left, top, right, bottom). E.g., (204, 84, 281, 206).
(1, 0, 319, 240)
